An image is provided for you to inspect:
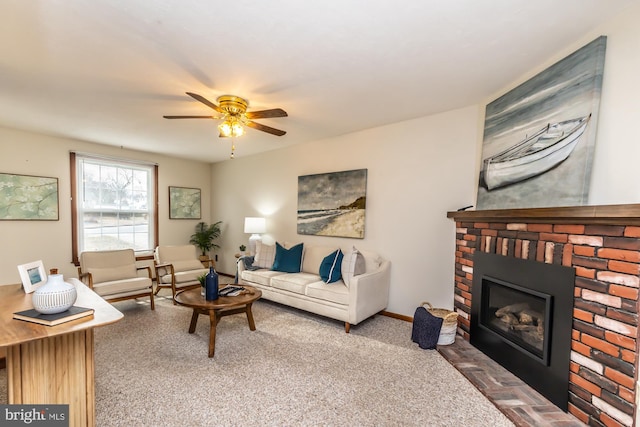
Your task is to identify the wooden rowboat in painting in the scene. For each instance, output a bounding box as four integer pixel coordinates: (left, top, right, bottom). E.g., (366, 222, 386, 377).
(482, 115, 591, 190)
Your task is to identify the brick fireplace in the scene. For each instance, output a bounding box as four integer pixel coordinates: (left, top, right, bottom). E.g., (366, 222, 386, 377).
(448, 204, 640, 427)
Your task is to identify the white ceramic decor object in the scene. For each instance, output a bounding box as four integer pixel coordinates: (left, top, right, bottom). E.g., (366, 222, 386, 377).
(32, 274, 78, 314)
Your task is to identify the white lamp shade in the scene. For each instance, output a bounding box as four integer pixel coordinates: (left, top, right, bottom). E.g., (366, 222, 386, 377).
(244, 217, 266, 234)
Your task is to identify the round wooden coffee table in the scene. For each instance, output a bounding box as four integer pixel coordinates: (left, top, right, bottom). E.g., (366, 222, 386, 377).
(173, 286, 262, 358)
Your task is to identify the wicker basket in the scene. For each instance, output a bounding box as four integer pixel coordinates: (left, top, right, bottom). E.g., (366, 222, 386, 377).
(421, 302, 458, 345)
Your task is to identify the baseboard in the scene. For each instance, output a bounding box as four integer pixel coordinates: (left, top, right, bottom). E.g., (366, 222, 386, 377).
(380, 310, 412, 323)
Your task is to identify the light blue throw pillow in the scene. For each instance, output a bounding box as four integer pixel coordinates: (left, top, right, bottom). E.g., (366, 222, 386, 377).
(320, 249, 344, 283)
(271, 242, 304, 273)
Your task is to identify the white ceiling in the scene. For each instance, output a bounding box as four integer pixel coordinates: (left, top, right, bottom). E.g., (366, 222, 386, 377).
(0, 0, 634, 163)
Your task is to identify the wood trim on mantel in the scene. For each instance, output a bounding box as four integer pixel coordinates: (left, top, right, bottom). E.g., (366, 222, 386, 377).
(447, 203, 640, 225)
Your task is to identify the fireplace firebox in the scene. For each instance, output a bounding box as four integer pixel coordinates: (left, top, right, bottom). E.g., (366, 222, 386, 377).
(479, 275, 552, 364)
(471, 252, 575, 411)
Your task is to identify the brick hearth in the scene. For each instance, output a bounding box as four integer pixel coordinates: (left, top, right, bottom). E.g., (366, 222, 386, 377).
(448, 204, 640, 427)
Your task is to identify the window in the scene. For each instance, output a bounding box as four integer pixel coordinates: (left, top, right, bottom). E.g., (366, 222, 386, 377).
(71, 152, 158, 264)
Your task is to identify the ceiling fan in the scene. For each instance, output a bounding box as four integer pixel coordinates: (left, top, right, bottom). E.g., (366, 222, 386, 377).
(163, 92, 287, 138)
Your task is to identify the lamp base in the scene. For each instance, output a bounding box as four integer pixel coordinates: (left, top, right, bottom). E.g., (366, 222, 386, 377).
(248, 234, 262, 255)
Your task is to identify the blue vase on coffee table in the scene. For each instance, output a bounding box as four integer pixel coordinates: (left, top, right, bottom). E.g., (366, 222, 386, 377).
(205, 267, 219, 301)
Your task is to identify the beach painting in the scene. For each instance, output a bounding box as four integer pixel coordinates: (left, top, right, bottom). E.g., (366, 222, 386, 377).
(476, 36, 606, 210)
(297, 169, 367, 238)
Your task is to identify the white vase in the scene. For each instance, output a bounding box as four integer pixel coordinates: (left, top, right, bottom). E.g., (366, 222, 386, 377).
(32, 274, 78, 314)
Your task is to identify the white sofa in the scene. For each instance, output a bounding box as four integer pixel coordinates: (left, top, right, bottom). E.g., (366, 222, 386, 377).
(237, 242, 391, 332)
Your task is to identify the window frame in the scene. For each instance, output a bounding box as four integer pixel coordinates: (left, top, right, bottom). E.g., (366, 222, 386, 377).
(70, 152, 159, 265)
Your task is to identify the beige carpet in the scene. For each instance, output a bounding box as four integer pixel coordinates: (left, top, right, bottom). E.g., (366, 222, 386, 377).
(1, 293, 513, 426)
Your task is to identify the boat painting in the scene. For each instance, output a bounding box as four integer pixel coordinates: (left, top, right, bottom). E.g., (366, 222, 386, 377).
(481, 115, 591, 191)
(476, 36, 606, 209)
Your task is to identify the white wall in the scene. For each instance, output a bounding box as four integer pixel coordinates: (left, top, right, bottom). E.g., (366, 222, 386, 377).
(588, 6, 640, 204)
(212, 4, 640, 317)
(0, 126, 212, 284)
(211, 106, 480, 316)
(477, 4, 640, 206)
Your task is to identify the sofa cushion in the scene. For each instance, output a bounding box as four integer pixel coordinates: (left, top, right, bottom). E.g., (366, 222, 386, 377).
(272, 242, 303, 273)
(155, 245, 199, 263)
(341, 246, 366, 287)
(306, 281, 349, 305)
(159, 268, 208, 284)
(171, 259, 205, 272)
(302, 245, 338, 274)
(360, 250, 383, 272)
(271, 273, 320, 295)
(88, 265, 138, 284)
(320, 249, 344, 283)
(92, 277, 152, 296)
(254, 241, 276, 268)
(241, 269, 285, 287)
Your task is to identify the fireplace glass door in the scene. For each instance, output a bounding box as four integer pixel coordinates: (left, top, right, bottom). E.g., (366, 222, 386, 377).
(480, 276, 552, 365)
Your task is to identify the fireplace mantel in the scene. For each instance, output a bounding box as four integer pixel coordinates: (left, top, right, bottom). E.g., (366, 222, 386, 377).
(447, 203, 640, 225)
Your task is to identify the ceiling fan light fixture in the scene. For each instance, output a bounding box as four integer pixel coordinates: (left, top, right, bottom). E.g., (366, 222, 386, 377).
(164, 92, 287, 158)
(232, 121, 244, 137)
(217, 117, 244, 138)
(218, 120, 232, 137)
(217, 95, 248, 115)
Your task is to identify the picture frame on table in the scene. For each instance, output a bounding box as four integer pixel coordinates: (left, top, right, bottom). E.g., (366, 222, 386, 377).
(17, 260, 48, 293)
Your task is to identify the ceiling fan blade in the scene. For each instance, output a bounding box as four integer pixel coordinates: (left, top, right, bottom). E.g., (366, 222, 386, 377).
(246, 120, 287, 136)
(245, 108, 288, 119)
(163, 115, 217, 119)
(185, 92, 223, 113)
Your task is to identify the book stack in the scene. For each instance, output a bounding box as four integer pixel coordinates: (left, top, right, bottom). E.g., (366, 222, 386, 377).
(13, 306, 94, 326)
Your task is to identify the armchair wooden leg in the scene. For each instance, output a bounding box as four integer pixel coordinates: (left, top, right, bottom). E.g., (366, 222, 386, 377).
(345, 322, 351, 333)
(171, 283, 178, 305)
(149, 291, 155, 310)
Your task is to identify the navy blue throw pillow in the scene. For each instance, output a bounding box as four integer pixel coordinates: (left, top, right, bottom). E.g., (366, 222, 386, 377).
(320, 249, 344, 284)
(271, 242, 303, 273)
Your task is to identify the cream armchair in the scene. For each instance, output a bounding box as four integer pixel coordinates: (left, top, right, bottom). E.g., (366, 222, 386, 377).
(78, 249, 155, 310)
(154, 245, 211, 300)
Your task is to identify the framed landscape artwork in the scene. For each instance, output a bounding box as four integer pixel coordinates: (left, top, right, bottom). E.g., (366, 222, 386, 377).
(476, 36, 606, 210)
(169, 186, 201, 219)
(0, 172, 59, 220)
(297, 169, 367, 238)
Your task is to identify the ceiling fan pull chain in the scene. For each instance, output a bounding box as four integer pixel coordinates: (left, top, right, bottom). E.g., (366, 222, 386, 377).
(230, 139, 235, 159)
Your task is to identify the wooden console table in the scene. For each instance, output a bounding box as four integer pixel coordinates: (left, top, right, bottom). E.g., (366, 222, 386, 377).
(0, 279, 123, 427)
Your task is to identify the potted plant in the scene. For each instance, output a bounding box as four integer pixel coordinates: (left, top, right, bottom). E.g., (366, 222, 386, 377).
(197, 273, 207, 295)
(189, 221, 222, 261)
(239, 244, 246, 256)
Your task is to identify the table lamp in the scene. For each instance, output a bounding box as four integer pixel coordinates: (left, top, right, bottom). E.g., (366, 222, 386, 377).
(244, 217, 266, 255)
